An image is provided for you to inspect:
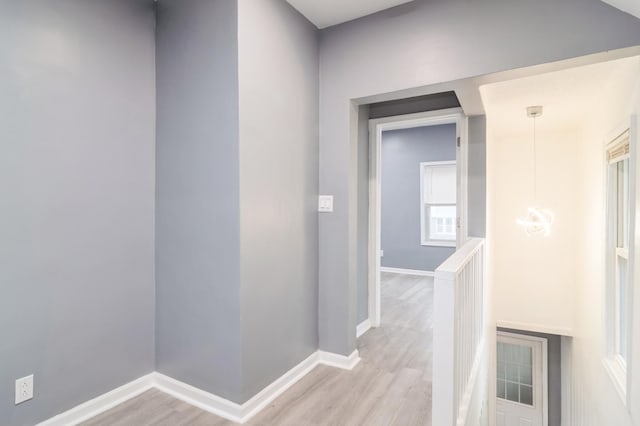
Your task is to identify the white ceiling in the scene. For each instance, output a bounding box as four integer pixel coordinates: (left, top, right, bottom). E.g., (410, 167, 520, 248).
(286, 0, 414, 29)
(479, 56, 640, 140)
(601, 0, 640, 19)
(286, 0, 639, 30)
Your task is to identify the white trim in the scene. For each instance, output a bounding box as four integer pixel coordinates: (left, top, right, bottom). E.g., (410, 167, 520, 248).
(368, 108, 468, 329)
(154, 350, 324, 424)
(367, 108, 464, 130)
(602, 356, 628, 404)
(368, 114, 383, 328)
(422, 240, 456, 247)
(496, 320, 573, 337)
(420, 160, 457, 166)
(560, 336, 573, 426)
(318, 350, 361, 370)
(156, 349, 359, 423)
(603, 116, 636, 408)
(38, 350, 361, 425)
(153, 372, 245, 423)
(356, 318, 372, 338)
(380, 267, 435, 277)
(37, 374, 155, 426)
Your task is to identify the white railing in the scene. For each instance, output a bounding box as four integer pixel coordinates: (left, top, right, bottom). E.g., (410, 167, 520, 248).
(433, 238, 486, 426)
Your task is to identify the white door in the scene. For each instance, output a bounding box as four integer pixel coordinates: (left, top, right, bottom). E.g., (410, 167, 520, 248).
(496, 332, 548, 426)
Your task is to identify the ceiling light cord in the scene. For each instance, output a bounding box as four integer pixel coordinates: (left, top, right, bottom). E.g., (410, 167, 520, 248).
(533, 115, 537, 203)
(517, 105, 554, 237)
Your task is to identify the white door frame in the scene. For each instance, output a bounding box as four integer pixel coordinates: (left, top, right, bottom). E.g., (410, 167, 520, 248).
(367, 108, 468, 328)
(497, 331, 549, 426)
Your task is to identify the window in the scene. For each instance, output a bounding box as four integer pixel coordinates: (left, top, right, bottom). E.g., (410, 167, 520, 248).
(420, 161, 456, 246)
(604, 129, 632, 401)
(497, 341, 534, 406)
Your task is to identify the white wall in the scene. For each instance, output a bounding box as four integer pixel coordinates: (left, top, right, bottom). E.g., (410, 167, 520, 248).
(485, 112, 581, 426)
(486, 56, 640, 425)
(571, 58, 640, 425)
(489, 127, 579, 334)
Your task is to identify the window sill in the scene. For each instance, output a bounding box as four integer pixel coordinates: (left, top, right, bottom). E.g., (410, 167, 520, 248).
(603, 355, 627, 405)
(421, 240, 456, 248)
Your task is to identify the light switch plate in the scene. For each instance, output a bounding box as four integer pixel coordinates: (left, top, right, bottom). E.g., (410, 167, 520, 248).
(318, 195, 334, 213)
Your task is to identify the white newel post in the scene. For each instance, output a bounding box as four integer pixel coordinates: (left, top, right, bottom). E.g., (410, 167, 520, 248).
(433, 270, 457, 426)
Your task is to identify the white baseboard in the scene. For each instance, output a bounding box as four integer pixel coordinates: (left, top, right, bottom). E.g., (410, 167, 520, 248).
(318, 350, 361, 370)
(154, 350, 320, 423)
(380, 267, 435, 277)
(38, 349, 361, 425)
(356, 319, 372, 338)
(153, 372, 245, 423)
(240, 351, 321, 422)
(37, 374, 155, 426)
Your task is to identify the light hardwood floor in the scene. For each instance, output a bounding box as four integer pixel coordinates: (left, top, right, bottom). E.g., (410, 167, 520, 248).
(82, 272, 433, 426)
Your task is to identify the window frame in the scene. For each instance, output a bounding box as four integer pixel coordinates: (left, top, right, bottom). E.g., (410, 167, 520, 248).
(420, 160, 457, 247)
(603, 126, 635, 406)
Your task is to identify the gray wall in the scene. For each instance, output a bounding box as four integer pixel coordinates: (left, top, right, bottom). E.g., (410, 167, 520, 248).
(156, 0, 319, 404)
(381, 124, 456, 271)
(356, 105, 370, 325)
(369, 92, 460, 120)
(319, 0, 640, 356)
(155, 0, 243, 401)
(0, 1, 156, 424)
(498, 328, 562, 426)
(237, 0, 319, 402)
(468, 116, 487, 238)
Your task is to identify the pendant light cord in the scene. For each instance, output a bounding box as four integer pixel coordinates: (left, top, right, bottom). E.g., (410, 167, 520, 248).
(533, 115, 537, 203)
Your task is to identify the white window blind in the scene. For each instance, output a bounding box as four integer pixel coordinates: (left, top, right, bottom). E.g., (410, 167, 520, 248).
(421, 162, 456, 246)
(424, 165, 456, 204)
(607, 130, 630, 163)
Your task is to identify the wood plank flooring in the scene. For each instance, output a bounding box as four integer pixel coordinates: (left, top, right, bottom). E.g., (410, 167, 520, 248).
(82, 272, 433, 425)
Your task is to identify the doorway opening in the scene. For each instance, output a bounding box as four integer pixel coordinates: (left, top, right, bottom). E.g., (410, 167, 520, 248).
(365, 108, 468, 329)
(496, 330, 552, 426)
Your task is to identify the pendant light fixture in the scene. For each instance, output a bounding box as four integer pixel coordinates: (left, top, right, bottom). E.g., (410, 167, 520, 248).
(516, 106, 554, 236)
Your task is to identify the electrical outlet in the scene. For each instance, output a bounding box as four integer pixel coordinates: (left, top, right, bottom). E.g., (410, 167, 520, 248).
(15, 374, 33, 405)
(318, 195, 334, 213)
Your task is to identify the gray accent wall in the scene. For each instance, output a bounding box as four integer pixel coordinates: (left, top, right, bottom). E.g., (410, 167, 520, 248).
(356, 105, 370, 325)
(369, 92, 460, 120)
(0, 1, 156, 424)
(237, 0, 319, 402)
(155, 0, 243, 401)
(380, 125, 456, 271)
(319, 0, 640, 356)
(155, 0, 318, 404)
(468, 116, 487, 238)
(2, 0, 639, 421)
